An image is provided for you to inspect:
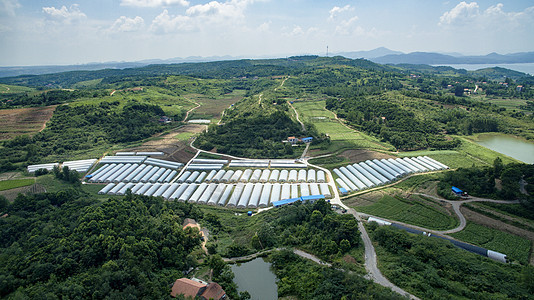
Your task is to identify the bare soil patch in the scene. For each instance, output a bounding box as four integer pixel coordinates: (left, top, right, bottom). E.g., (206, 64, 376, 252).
(338, 149, 395, 164)
(0, 106, 56, 140)
(119, 124, 206, 164)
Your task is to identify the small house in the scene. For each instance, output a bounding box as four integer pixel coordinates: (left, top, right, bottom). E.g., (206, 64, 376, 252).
(170, 278, 226, 300)
(287, 136, 298, 144)
(301, 137, 313, 143)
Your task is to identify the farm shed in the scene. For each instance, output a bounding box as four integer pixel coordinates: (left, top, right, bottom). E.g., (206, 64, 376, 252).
(208, 184, 227, 205)
(300, 183, 310, 197)
(307, 169, 316, 183)
(272, 197, 300, 207)
(170, 184, 190, 200)
(145, 158, 183, 169)
(157, 169, 172, 183)
(298, 170, 307, 183)
(376, 159, 404, 177)
(240, 169, 253, 182)
(269, 170, 280, 183)
(130, 183, 145, 194)
(186, 164, 224, 171)
(278, 170, 289, 182)
(193, 171, 207, 183)
(387, 158, 413, 174)
(309, 183, 320, 196)
(100, 155, 146, 164)
(270, 183, 281, 204)
(117, 183, 135, 195)
(417, 156, 443, 170)
(288, 170, 298, 182)
(316, 170, 326, 183)
(211, 170, 227, 183)
(136, 183, 153, 195)
(218, 185, 233, 206)
(237, 183, 254, 208)
(198, 183, 217, 204)
(191, 158, 229, 165)
(62, 159, 97, 173)
(280, 183, 291, 200)
(339, 166, 365, 190)
(250, 169, 262, 183)
(189, 183, 209, 203)
(411, 157, 437, 171)
(424, 156, 449, 169)
(248, 184, 263, 208)
(227, 183, 245, 207)
(359, 162, 389, 184)
(366, 161, 396, 181)
(153, 183, 170, 197)
(178, 184, 198, 202)
(335, 178, 352, 192)
(177, 171, 192, 183)
(205, 170, 218, 182)
(162, 183, 180, 199)
(144, 183, 162, 197)
(109, 182, 126, 195)
(353, 163, 382, 186)
(220, 170, 235, 183)
(319, 183, 331, 198)
(259, 183, 272, 208)
(260, 169, 271, 183)
(291, 184, 299, 199)
(333, 168, 358, 191)
(230, 170, 243, 183)
(98, 183, 116, 195)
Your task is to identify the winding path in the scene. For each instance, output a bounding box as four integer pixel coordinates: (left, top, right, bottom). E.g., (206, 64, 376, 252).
(287, 101, 306, 132)
(412, 193, 520, 234)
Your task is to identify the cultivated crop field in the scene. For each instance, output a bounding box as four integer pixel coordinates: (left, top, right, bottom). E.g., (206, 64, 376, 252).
(186, 90, 245, 122)
(357, 194, 458, 230)
(0, 105, 56, 140)
(450, 222, 531, 264)
(293, 100, 394, 153)
(0, 178, 35, 191)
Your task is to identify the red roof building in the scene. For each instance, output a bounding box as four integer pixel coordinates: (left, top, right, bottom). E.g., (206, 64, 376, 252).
(170, 278, 226, 300)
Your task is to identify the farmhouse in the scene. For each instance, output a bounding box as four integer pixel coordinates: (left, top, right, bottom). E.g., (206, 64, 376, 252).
(170, 278, 226, 299)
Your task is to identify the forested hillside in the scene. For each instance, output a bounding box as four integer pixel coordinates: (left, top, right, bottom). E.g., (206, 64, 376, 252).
(0, 192, 203, 298)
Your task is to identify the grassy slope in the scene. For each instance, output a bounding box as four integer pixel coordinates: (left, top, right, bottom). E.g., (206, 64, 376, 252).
(0, 178, 35, 191)
(357, 194, 458, 230)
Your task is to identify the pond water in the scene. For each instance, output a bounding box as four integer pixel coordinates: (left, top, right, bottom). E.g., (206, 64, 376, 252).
(475, 134, 534, 164)
(231, 257, 278, 300)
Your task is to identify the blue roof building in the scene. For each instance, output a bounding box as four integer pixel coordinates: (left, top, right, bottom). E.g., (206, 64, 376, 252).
(301, 137, 313, 143)
(272, 198, 301, 207)
(451, 186, 463, 195)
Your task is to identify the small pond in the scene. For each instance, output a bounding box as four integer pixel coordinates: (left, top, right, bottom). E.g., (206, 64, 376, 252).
(231, 257, 278, 300)
(474, 134, 534, 164)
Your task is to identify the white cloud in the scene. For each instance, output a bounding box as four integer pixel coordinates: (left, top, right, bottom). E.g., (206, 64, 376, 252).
(335, 15, 359, 35)
(110, 16, 145, 32)
(42, 4, 87, 24)
(0, 0, 20, 16)
(120, 0, 189, 7)
(329, 5, 353, 20)
(258, 21, 271, 32)
(439, 1, 479, 25)
(150, 0, 256, 33)
(150, 9, 194, 33)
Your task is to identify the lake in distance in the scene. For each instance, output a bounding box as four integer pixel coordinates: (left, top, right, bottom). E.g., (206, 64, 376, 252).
(474, 134, 534, 164)
(231, 257, 278, 300)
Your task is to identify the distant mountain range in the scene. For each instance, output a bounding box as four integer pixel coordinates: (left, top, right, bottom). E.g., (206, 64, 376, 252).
(369, 50, 534, 65)
(1, 48, 533, 78)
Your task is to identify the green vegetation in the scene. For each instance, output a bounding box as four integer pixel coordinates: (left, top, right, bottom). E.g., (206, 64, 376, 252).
(449, 222, 531, 264)
(369, 225, 532, 299)
(0, 192, 203, 298)
(438, 159, 534, 203)
(202, 200, 361, 263)
(269, 249, 405, 300)
(0, 178, 34, 191)
(0, 101, 172, 170)
(357, 194, 458, 230)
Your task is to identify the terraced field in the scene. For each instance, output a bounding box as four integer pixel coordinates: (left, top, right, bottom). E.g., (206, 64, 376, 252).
(357, 194, 458, 230)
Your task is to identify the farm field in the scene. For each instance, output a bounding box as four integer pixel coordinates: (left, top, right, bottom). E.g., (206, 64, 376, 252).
(356, 194, 458, 231)
(185, 90, 245, 122)
(292, 100, 395, 154)
(0, 105, 56, 140)
(0, 178, 34, 191)
(0, 84, 34, 94)
(450, 222, 532, 264)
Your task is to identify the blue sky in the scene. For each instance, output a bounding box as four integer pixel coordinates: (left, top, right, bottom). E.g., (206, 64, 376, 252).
(1, 0, 533, 66)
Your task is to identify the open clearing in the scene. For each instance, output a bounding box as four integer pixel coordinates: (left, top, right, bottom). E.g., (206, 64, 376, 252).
(353, 193, 458, 231)
(121, 124, 205, 163)
(0, 179, 35, 191)
(0, 106, 56, 140)
(185, 90, 244, 122)
(292, 100, 394, 154)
